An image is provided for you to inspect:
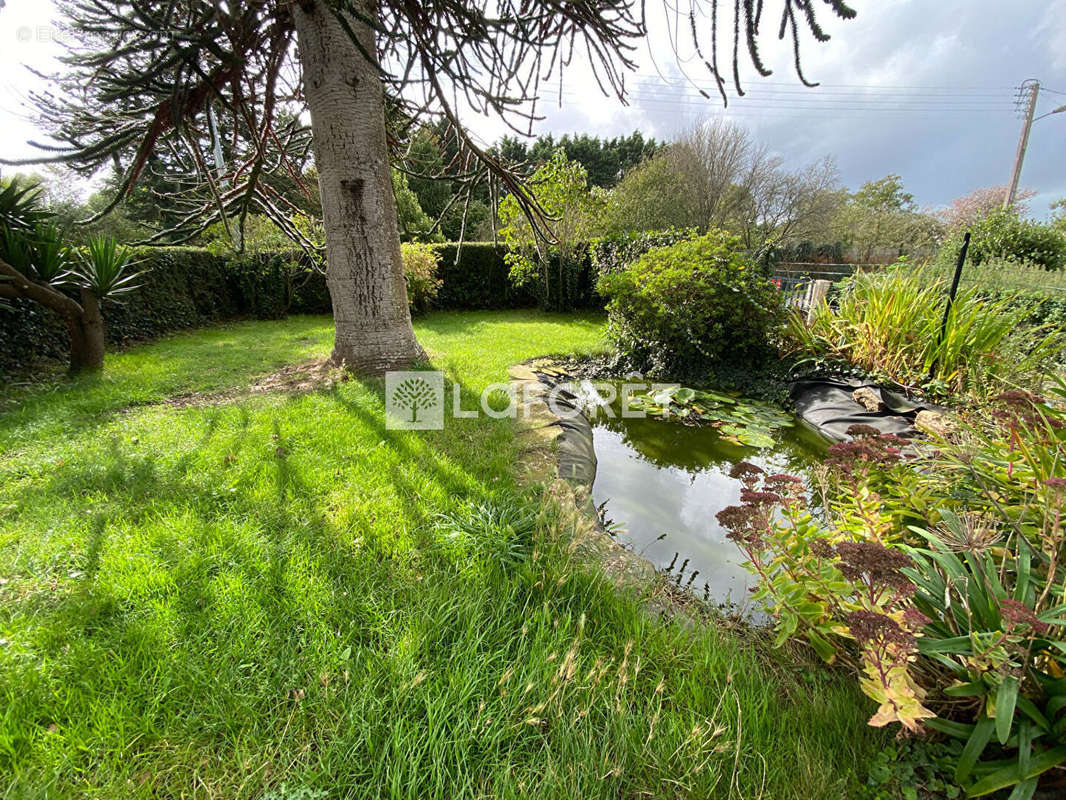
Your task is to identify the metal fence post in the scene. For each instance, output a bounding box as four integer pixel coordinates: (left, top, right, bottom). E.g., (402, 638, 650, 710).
(929, 232, 971, 381)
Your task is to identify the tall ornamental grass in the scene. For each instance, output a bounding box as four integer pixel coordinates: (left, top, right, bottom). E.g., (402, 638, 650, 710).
(789, 265, 1065, 398)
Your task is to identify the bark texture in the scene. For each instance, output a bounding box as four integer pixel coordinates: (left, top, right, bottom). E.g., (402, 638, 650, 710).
(0, 257, 105, 373)
(70, 289, 106, 373)
(293, 0, 426, 374)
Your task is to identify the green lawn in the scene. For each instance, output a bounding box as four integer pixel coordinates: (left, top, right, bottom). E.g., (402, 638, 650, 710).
(0, 312, 885, 799)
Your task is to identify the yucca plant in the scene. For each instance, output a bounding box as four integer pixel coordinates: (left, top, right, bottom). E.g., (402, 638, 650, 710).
(0, 181, 143, 372)
(0, 178, 49, 232)
(75, 235, 142, 299)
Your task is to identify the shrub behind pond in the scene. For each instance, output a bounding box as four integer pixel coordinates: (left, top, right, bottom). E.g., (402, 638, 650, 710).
(597, 230, 784, 380)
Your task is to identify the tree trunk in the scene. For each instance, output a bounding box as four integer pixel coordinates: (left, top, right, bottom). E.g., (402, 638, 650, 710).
(0, 257, 105, 374)
(67, 289, 106, 373)
(292, 0, 426, 374)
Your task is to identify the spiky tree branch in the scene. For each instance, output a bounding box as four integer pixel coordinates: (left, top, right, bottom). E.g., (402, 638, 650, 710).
(3, 0, 855, 250)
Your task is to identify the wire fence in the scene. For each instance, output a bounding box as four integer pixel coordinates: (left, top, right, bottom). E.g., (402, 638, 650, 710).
(770, 262, 884, 308)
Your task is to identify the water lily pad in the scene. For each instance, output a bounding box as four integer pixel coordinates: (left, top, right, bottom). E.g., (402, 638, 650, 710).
(694, 390, 736, 405)
(736, 428, 776, 448)
(628, 383, 791, 449)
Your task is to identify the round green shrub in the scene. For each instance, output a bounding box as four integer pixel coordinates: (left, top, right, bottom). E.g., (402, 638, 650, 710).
(597, 230, 785, 378)
(941, 210, 1066, 271)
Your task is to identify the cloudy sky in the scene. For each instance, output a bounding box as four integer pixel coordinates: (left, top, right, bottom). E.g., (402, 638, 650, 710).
(1, 0, 1064, 217)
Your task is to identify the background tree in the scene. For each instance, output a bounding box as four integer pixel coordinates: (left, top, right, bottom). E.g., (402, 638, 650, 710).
(4, 0, 857, 373)
(937, 185, 1037, 231)
(497, 132, 663, 189)
(834, 174, 941, 262)
(725, 155, 843, 248)
(498, 151, 606, 310)
(603, 120, 844, 248)
(603, 155, 695, 235)
(391, 172, 439, 243)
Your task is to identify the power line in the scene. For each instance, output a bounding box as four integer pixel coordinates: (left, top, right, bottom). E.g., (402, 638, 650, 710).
(536, 84, 1010, 115)
(622, 74, 1015, 91)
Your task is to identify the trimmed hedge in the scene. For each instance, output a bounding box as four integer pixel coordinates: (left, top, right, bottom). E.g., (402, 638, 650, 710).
(428, 241, 605, 312)
(2, 241, 599, 376)
(429, 242, 536, 309)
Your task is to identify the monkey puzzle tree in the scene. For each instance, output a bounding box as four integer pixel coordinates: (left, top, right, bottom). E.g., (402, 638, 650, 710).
(4, 0, 856, 374)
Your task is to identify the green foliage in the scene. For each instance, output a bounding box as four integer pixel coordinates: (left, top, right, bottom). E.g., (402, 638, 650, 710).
(498, 150, 607, 311)
(0, 180, 75, 288)
(941, 210, 1066, 272)
(202, 213, 324, 257)
(852, 174, 916, 214)
(601, 154, 696, 234)
(597, 230, 785, 380)
(75, 236, 143, 299)
(791, 265, 1065, 401)
(0, 222, 74, 287)
(0, 178, 50, 233)
(427, 242, 537, 309)
(392, 170, 441, 242)
(834, 175, 942, 262)
(860, 738, 962, 799)
(404, 128, 454, 219)
(588, 227, 697, 278)
(722, 388, 1066, 798)
(917, 257, 1066, 330)
(496, 131, 662, 189)
(401, 242, 442, 315)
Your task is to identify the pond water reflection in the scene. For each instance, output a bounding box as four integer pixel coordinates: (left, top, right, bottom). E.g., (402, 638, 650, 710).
(587, 394, 826, 616)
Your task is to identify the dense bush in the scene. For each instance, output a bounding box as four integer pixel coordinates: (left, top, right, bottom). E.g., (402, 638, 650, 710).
(923, 257, 1066, 330)
(721, 388, 1066, 798)
(401, 242, 442, 315)
(597, 230, 785, 379)
(588, 227, 697, 278)
(790, 265, 1065, 401)
(941, 211, 1066, 272)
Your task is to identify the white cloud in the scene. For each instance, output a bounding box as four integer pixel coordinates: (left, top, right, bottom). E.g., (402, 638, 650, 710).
(2, 0, 1064, 213)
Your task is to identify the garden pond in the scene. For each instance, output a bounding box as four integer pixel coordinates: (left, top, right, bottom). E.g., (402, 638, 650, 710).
(578, 382, 828, 616)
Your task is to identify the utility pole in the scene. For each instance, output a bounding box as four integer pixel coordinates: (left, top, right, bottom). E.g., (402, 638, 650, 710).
(1004, 79, 1040, 210)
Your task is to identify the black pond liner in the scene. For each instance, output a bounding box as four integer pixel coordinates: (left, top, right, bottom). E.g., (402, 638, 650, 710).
(790, 376, 943, 442)
(530, 370, 599, 491)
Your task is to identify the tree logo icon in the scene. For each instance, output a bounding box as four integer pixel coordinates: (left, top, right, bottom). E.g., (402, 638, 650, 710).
(385, 371, 444, 430)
